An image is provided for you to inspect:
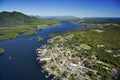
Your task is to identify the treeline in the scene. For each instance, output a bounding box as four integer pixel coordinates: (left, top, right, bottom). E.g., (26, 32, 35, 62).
(83, 19, 120, 24)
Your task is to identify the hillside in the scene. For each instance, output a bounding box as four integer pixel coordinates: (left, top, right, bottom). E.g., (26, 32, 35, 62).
(0, 11, 60, 40)
(0, 11, 39, 27)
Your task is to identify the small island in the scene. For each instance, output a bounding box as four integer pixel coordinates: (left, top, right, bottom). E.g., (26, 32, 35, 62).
(23, 30, 36, 36)
(0, 48, 4, 54)
(37, 36, 43, 41)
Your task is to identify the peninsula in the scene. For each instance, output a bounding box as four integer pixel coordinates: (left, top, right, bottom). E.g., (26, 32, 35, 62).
(36, 22, 120, 80)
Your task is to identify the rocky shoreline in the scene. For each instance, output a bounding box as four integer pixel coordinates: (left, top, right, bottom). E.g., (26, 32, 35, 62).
(36, 35, 99, 80)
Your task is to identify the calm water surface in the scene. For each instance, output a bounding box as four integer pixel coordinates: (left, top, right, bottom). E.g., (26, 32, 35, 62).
(0, 22, 84, 80)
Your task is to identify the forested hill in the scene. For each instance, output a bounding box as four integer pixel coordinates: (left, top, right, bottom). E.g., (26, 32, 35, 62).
(0, 11, 39, 27)
(0, 11, 60, 40)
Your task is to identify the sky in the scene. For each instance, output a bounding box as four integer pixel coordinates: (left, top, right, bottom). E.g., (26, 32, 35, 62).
(0, 0, 120, 17)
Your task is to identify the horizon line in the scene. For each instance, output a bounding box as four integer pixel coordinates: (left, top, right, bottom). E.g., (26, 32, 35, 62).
(0, 11, 120, 18)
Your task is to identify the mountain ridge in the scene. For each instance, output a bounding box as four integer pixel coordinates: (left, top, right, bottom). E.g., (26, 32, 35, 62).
(0, 11, 39, 27)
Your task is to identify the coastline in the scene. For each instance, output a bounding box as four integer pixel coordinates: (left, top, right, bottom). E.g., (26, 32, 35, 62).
(36, 24, 120, 80)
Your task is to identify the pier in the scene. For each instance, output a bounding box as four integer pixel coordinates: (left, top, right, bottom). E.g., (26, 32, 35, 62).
(36, 57, 51, 61)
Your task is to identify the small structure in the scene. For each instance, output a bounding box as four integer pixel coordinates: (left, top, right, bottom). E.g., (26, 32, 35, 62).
(70, 63, 77, 67)
(68, 58, 77, 63)
(40, 58, 51, 61)
(80, 44, 91, 50)
(106, 49, 112, 53)
(92, 29, 104, 33)
(36, 45, 48, 54)
(97, 45, 105, 48)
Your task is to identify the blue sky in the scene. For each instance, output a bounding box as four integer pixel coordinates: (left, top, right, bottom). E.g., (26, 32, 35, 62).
(0, 0, 120, 17)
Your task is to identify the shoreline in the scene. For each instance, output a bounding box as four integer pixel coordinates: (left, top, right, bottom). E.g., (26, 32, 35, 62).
(36, 24, 120, 80)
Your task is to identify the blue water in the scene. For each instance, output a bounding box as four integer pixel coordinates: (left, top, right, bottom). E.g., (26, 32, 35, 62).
(0, 22, 84, 80)
(84, 17, 120, 20)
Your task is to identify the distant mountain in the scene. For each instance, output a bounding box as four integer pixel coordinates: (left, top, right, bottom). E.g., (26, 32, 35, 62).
(35, 15, 77, 20)
(0, 11, 39, 27)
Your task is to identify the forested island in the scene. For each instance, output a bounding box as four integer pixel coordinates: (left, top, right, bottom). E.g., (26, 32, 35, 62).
(0, 48, 4, 54)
